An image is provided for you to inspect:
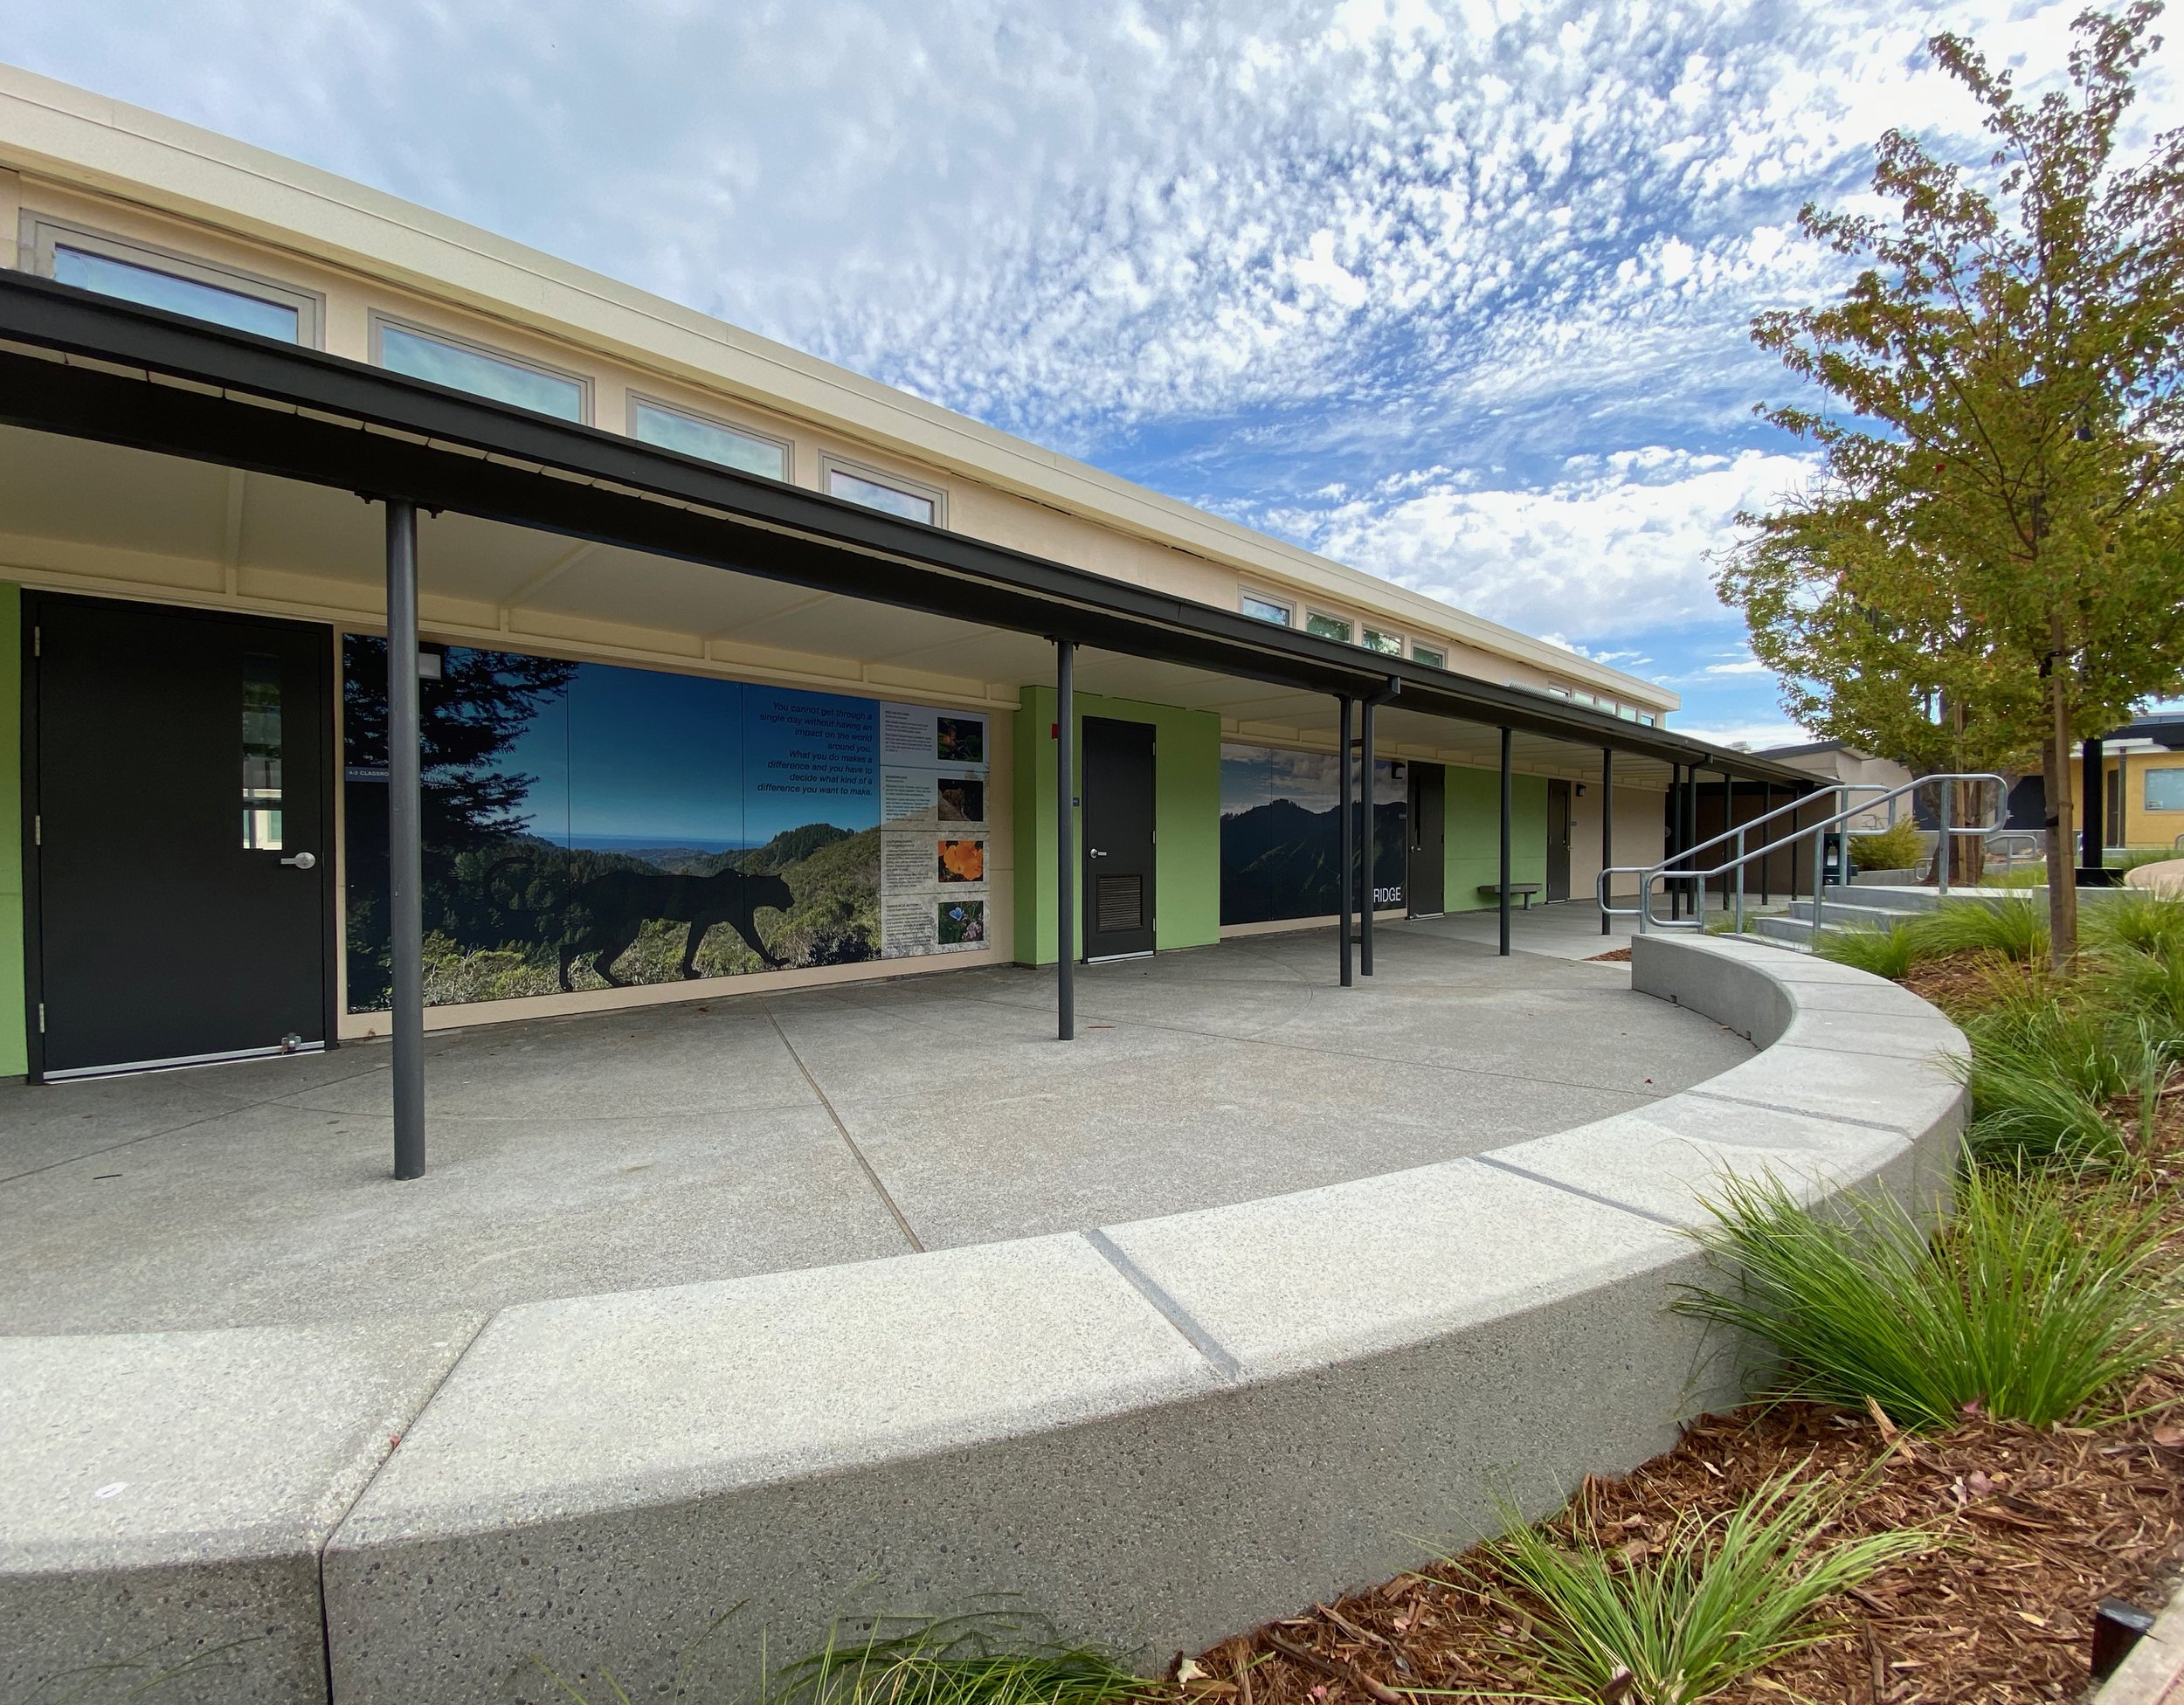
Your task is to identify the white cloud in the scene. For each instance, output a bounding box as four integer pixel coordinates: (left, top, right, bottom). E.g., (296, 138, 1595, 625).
(7, 0, 2174, 715)
(3, 0, 2157, 453)
(1670, 719, 1814, 751)
(1241, 445, 1819, 644)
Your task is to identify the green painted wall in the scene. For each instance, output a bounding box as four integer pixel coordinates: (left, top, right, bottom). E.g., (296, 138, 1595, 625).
(1013, 687, 1220, 964)
(1445, 763, 1547, 912)
(0, 584, 23, 1076)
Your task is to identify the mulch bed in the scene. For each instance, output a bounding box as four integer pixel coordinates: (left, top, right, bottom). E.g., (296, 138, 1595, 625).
(1586, 948, 1634, 963)
(1899, 949, 2037, 1018)
(1182, 953, 2184, 1704)
(1188, 1385, 2184, 1705)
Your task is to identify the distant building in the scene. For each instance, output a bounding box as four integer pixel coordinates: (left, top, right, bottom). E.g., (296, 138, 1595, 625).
(1752, 742, 1913, 832)
(2004, 713, 2184, 853)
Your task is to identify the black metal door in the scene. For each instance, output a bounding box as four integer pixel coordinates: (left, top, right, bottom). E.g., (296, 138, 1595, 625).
(1081, 715, 1156, 958)
(1547, 778, 1573, 902)
(30, 597, 332, 1076)
(1407, 763, 1445, 916)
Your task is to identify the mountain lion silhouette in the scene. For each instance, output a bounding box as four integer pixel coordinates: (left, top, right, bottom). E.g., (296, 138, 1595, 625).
(487, 857, 792, 990)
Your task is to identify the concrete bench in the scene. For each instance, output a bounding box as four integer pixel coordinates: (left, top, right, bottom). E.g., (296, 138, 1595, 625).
(2, 937, 1970, 1705)
(1477, 881, 1543, 908)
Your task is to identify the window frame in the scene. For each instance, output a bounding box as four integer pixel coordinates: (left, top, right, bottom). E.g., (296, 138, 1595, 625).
(1303, 610, 1354, 645)
(819, 453, 947, 528)
(627, 392, 792, 482)
(2146, 766, 2184, 813)
(24, 215, 324, 346)
(1410, 643, 1447, 670)
(1359, 625, 1405, 658)
(370, 311, 592, 423)
(1239, 589, 1295, 627)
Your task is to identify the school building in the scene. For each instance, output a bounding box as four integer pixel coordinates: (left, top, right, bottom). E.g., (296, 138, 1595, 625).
(0, 63, 1807, 1095)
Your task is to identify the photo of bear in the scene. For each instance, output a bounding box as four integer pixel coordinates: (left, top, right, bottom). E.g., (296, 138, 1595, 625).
(936, 777, 985, 823)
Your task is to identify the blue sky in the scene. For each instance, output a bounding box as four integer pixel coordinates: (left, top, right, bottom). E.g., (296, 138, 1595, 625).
(8, 1, 2176, 747)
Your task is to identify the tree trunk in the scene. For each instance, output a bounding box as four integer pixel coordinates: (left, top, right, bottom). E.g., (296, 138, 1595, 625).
(2044, 645, 2079, 969)
(1952, 777, 1981, 886)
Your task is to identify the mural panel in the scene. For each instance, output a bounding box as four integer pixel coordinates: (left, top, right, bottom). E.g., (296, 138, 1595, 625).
(1218, 742, 1406, 926)
(342, 637, 987, 1011)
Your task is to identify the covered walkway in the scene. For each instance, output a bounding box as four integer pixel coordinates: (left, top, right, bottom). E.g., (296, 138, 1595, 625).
(0, 917, 1752, 1334)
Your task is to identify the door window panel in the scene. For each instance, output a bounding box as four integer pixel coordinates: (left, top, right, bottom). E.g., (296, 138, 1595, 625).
(242, 654, 284, 850)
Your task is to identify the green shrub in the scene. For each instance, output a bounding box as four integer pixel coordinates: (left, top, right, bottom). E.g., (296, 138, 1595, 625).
(1474, 1470, 1928, 1705)
(1960, 1055, 2126, 1170)
(1913, 897, 2048, 963)
(2086, 889, 2184, 960)
(2079, 951, 2184, 1056)
(1961, 984, 2160, 1107)
(1981, 861, 2047, 889)
(1848, 819, 1925, 873)
(762, 1613, 1158, 1705)
(1814, 922, 1924, 979)
(1682, 1170, 2178, 1430)
(531, 1611, 1155, 1705)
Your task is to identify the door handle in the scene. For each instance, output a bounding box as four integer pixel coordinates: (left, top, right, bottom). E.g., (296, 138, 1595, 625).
(1089, 848, 1107, 858)
(280, 852, 317, 870)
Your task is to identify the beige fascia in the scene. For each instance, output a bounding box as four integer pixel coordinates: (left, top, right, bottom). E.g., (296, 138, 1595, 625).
(0, 62, 1676, 714)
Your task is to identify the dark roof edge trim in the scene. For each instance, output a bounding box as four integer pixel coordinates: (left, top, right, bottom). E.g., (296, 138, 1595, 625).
(0, 273, 1803, 783)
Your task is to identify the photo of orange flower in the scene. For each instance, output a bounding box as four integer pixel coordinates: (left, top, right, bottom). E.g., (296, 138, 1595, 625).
(937, 839, 985, 882)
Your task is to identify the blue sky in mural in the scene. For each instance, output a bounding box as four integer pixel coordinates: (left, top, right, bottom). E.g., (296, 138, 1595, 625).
(17, 3, 2181, 747)
(487, 661, 884, 852)
(744, 687, 881, 846)
(566, 666, 747, 852)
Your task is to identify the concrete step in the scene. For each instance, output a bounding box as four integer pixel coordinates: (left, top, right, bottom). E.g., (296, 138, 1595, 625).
(1799, 885, 1944, 916)
(1738, 928, 1813, 954)
(1771, 901, 1918, 935)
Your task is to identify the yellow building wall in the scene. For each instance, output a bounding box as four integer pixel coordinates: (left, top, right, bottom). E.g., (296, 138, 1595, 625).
(2069, 756, 2184, 850)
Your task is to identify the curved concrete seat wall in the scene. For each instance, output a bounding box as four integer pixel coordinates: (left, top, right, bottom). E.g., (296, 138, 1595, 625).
(0, 937, 1967, 1705)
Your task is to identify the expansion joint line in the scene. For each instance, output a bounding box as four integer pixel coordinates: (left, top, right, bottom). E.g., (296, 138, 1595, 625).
(764, 1004, 924, 1253)
(1083, 1228, 1241, 1382)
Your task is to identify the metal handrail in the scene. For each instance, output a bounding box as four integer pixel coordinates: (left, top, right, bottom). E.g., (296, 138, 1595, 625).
(1986, 830, 2043, 878)
(1595, 781, 1886, 932)
(1598, 773, 2012, 936)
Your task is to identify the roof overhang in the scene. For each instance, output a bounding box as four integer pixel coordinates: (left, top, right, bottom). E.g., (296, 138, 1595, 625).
(0, 272, 1804, 784)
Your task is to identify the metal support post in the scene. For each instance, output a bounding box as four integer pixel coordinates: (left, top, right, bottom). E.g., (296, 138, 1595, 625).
(1760, 781, 1772, 904)
(1498, 726, 1513, 956)
(1687, 766, 1702, 920)
(1669, 763, 1684, 920)
(1359, 694, 1376, 977)
(1733, 798, 1746, 936)
(1937, 777, 1953, 898)
(2083, 736, 2105, 871)
(1811, 817, 1827, 934)
(1337, 696, 1353, 988)
(1055, 639, 1075, 1040)
(386, 498, 426, 1181)
(1600, 747, 1614, 935)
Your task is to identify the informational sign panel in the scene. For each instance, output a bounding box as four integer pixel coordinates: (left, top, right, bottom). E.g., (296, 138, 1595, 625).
(878, 702, 992, 957)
